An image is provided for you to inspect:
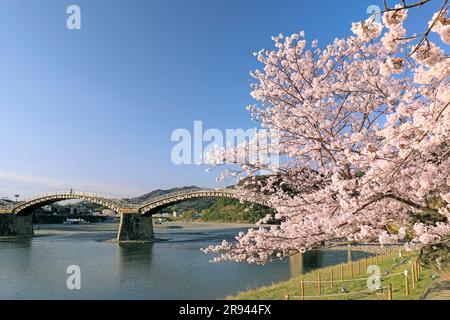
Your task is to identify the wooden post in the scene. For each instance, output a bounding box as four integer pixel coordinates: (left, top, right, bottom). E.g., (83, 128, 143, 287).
(404, 270, 409, 296)
(300, 279, 305, 300)
(416, 261, 420, 281)
(358, 259, 361, 274)
(285, 293, 290, 300)
(414, 261, 418, 281)
(387, 284, 393, 300)
(350, 262, 353, 279)
(413, 261, 418, 282)
(411, 264, 416, 289)
(317, 273, 321, 295)
(340, 265, 344, 283)
(412, 262, 417, 282)
(330, 268, 334, 288)
(364, 257, 368, 270)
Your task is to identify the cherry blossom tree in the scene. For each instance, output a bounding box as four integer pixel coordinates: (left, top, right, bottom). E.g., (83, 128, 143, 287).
(203, 0, 450, 265)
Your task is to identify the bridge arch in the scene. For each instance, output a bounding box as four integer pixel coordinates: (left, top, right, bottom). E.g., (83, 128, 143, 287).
(12, 192, 125, 216)
(138, 188, 270, 215)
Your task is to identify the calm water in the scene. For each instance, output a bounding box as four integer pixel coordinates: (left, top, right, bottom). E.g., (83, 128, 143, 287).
(0, 224, 370, 299)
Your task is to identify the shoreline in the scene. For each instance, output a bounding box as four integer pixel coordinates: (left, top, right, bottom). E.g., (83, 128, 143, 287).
(31, 221, 264, 237)
(32, 223, 404, 254)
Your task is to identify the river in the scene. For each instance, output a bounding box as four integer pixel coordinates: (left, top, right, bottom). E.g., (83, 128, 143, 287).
(0, 222, 371, 299)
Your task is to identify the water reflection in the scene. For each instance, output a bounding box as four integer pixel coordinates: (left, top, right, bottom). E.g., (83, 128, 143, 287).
(0, 239, 33, 273)
(117, 243, 154, 279)
(0, 227, 374, 299)
(288, 249, 373, 278)
(289, 253, 302, 278)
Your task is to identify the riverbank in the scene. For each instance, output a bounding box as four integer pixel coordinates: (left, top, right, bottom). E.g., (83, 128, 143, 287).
(32, 221, 264, 237)
(156, 221, 265, 230)
(325, 243, 404, 254)
(229, 251, 437, 300)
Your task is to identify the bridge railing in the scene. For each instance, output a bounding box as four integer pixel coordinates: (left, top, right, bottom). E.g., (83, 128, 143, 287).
(13, 191, 127, 209)
(10, 188, 244, 211)
(138, 188, 237, 207)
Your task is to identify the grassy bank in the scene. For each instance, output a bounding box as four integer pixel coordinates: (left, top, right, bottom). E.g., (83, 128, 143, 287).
(230, 251, 437, 300)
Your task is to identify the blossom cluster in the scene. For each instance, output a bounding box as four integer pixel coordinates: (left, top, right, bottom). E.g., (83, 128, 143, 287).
(203, 2, 449, 264)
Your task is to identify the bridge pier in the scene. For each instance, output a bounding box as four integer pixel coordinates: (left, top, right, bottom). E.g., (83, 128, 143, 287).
(117, 211, 154, 242)
(0, 214, 34, 238)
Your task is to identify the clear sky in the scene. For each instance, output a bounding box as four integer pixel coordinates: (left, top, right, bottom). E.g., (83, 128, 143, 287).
(0, 0, 441, 198)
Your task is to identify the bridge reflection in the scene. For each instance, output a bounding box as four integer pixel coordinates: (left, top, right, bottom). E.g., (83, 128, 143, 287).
(289, 249, 356, 277)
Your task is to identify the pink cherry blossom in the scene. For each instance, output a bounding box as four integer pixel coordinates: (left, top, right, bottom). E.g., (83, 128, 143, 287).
(203, 1, 450, 264)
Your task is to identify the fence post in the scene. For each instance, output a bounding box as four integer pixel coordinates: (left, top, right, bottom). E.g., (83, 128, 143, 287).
(388, 284, 393, 300)
(404, 270, 409, 296)
(416, 261, 420, 281)
(350, 262, 353, 279)
(340, 265, 344, 283)
(301, 279, 305, 300)
(317, 273, 321, 295)
(413, 261, 418, 282)
(330, 268, 334, 288)
(358, 260, 361, 274)
(411, 264, 416, 289)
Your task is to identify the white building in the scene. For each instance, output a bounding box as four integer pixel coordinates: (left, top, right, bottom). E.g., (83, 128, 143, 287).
(101, 209, 117, 217)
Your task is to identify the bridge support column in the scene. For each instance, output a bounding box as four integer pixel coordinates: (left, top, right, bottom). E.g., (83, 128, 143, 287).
(117, 212, 154, 242)
(0, 214, 34, 238)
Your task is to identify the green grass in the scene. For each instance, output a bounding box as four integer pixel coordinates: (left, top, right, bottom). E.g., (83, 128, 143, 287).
(229, 252, 437, 300)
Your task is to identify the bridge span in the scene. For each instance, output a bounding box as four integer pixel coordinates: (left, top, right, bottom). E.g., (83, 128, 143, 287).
(0, 188, 270, 242)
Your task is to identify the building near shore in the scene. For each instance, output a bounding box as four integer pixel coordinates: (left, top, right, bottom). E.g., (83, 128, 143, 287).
(101, 209, 118, 217)
(172, 211, 181, 218)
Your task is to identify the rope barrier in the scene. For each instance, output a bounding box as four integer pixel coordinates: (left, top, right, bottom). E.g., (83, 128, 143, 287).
(285, 253, 425, 300)
(300, 272, 404, 283)
(289, 286, 388, 299)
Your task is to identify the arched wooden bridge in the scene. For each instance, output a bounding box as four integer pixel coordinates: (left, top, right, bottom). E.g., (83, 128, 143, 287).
(0, 188, 270, 242)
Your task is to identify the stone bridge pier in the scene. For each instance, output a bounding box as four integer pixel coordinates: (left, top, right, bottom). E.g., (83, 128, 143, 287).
(0, 212, 34, 238)
(117, 209, 154, 242)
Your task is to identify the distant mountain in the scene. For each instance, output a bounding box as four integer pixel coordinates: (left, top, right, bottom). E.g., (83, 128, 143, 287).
(0, 199, 13, 207)
(124, 186, 201, 204)
(124, 186, 272, 223)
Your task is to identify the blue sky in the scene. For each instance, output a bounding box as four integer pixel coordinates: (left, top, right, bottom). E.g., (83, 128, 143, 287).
(0, 0, 442, 198)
